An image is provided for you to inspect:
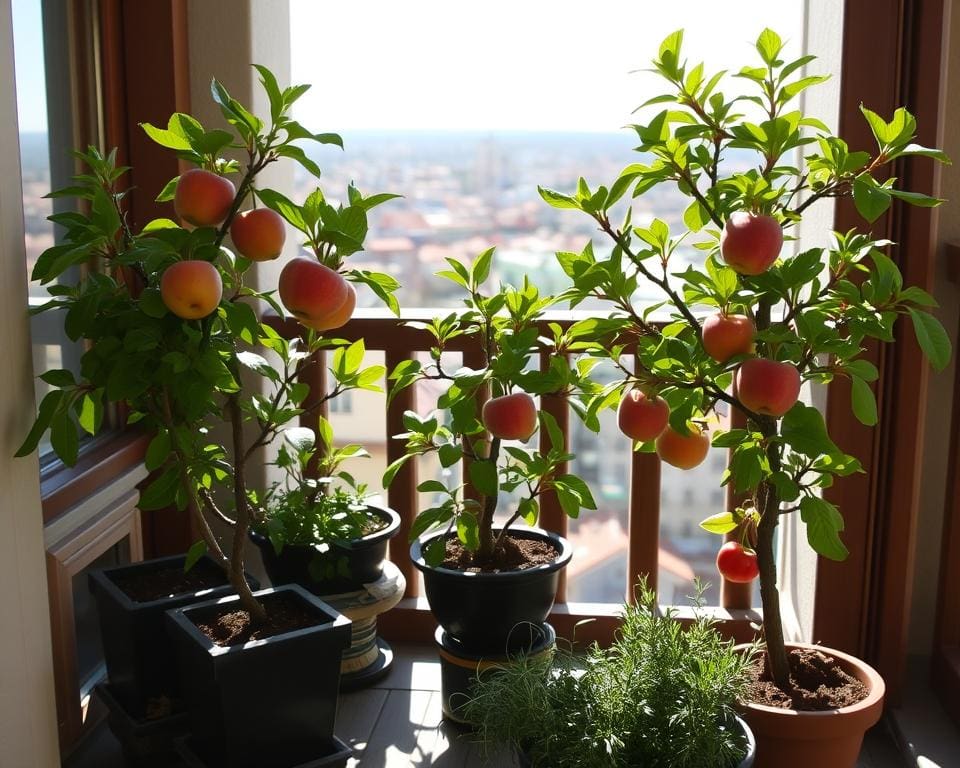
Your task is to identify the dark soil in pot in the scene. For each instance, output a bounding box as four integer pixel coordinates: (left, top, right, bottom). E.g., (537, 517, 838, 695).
(411, 527, 571, 653)
(166, 584, 352, 768)
(745, 646, 868, 709)
(252, 504, 400, 594)
(88, 554, 258, 718)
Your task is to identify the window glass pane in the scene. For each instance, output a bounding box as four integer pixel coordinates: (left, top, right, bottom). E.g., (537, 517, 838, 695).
(290, 1, 809, 604)
(13, 0, 84, 456)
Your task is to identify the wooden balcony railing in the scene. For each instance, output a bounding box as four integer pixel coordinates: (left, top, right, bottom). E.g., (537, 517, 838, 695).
(269, 310, 761, 645)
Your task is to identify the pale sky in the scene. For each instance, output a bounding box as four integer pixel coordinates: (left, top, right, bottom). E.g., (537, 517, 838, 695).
(291, 0, 808, 132)
(12, 0, 48, 132)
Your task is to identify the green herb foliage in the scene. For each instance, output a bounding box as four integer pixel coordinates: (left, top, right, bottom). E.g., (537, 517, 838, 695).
(465, 581, 756, 768)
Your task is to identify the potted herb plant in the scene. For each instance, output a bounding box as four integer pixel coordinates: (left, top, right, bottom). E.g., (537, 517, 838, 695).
(539, 29, 950, 768)
(383, 249, 596, 710)
(252, 413, 400, 595)
(465, 581, 757, 768)
(250, 412, 403, 687)
(17, 66, 398, 768)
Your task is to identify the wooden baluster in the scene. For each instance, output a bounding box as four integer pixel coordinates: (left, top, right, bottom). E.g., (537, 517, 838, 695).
(298, 347, 329, 476)
(627, 450, 661, 604)
(385, 348, 419, 598)
(539, 350, 570, 602)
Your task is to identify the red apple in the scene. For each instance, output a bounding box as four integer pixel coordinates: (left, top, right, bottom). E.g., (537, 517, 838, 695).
(278, 257, 349, 331)
(482, 392, 538, 441)
(173, 169, 236, 228)
(617, 390, 669, 442)
(702, 313, 756, 363)
(656, 424, 710, 470)
(716, 541, 759, 583)
(735, 358, 801, 417)
(720, 212, 783, 275)
(160, 260, 223, 320)
(229, 208, 286, 261)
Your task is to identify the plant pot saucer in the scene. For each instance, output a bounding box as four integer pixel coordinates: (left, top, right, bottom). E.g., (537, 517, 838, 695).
(175, 735, 352, 768)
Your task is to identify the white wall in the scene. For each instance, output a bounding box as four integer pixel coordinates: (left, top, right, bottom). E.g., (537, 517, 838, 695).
(0, 0, 61, 763)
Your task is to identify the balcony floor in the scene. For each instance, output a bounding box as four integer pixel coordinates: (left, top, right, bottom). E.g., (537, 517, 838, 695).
(67, 644, 907, 768)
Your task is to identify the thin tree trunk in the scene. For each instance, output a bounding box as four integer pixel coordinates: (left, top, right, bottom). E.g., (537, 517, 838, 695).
(476, 437, 501, 560)
(756, 477, 790, 688)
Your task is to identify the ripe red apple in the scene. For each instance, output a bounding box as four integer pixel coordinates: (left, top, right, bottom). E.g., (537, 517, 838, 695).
(735, 358, 801, 417)
(160, 260, 223, 320)
(702, 313, 756, 363)
(229, 208, 286, 261)
(655, 424, 710, 470)
(278, 257, 350, 331)
(482, 392, 538, 441)
(173, 169, 236, 228)
(720, 212, 783, 275)
(617, 390, 669, 442)
(716, 541, 759, 583)
(313, 282, 356, 332)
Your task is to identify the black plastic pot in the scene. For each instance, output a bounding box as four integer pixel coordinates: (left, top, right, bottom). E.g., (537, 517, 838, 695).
(176, 735, 352, 768)
(95, 683, 189, 768)
(436, 622, 556, 724)
(411, 527, 571, 653)
(166, 584, 352, 768)
(251, 504, 400, 594)
(88, 554, 258, 717)
(516, 715, 756, 767)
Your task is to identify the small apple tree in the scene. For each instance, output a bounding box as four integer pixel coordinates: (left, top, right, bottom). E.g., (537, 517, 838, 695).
(539, 29, 951, 687)
(17, 67, 397, 620)
(383, 249, 598, 566)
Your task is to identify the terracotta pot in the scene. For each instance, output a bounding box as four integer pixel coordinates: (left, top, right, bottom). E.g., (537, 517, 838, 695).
(736, 643, 885, 768)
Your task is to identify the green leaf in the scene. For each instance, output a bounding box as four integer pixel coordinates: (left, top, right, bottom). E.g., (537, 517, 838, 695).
(468, 459, 499, 498)
(800, 496, 849, 561)
(518, 497, 539, 526)
(699, 511, 737, 535)
(781, 403, 838, 457)
(424, 537, 448, 567)
(40, 369, 76, 387)
(897, 143, 951, 163)
(852, 174, 891, 222)
(257, 188, 307, 232)
(50, 412, 80, 466)
(909, 308, 952, 371)
(184, 540, 207, 572)
(850, 377, 878, 426)
(438, 443, 463, 468)
(139, 465, 182, 511)
(457, 512, 480, 550)
(140, 122, 193, 151)
(756, 28, 784, 65)
(16, 390, 64, 457)
(145, 430, 172, 472)
(537, 186, 580, 210)
(77, 391, 104, 435)
(471, 247, 495, 286)
(683, 199, 711, 232)
(382, 454, 412, 487)
(417, 480, 447, 494)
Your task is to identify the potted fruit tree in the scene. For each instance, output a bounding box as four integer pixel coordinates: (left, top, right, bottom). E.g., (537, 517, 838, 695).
(17, 66, 398, 768)
(539, 29, 950, 768)
(383, 248, 598, 720)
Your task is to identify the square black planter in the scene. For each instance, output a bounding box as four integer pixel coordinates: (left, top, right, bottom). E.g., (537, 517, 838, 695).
(166, 584, 352, 768)
(89, 554, 258, 717)
(95, 682, 189, 767)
